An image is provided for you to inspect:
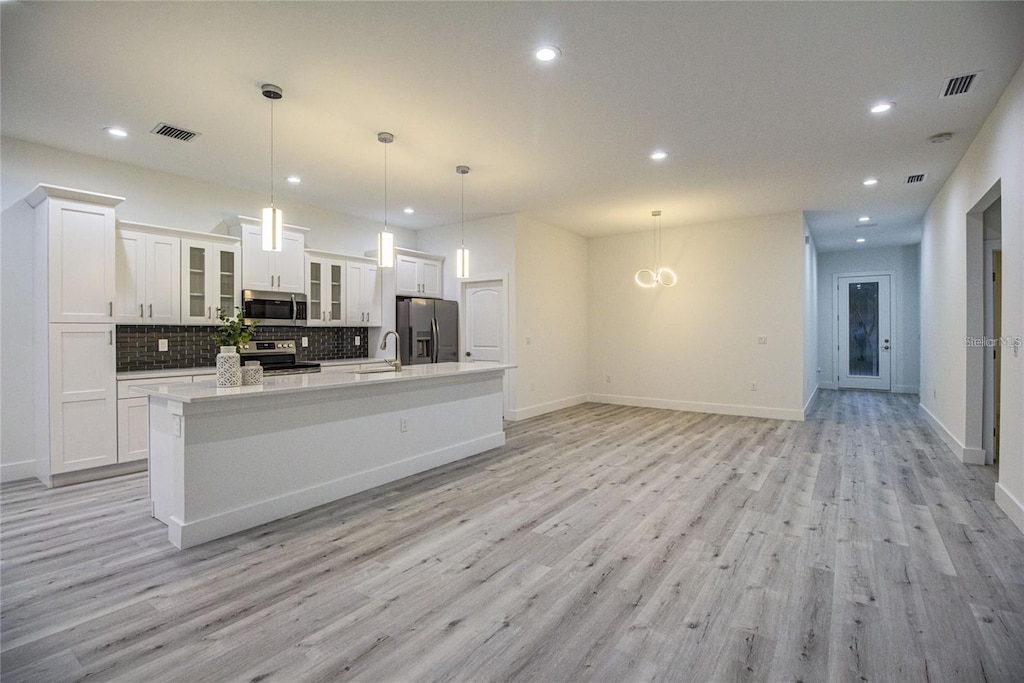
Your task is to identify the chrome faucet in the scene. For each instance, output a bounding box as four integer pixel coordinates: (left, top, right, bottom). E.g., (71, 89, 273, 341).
(380, 331, 402, 371)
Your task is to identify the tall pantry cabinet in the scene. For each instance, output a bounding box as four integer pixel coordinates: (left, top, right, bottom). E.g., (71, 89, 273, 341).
(25, 185, 131, 486)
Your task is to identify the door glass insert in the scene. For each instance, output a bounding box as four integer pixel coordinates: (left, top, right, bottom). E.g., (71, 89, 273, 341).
(848, 282, 879, 377)
(188, 246, 206, 317)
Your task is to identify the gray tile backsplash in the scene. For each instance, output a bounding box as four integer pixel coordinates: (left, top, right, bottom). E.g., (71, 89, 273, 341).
(117, 325, 369, 372)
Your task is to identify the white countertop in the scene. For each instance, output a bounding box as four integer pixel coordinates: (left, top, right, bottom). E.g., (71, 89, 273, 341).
(133, 362, 513, 403)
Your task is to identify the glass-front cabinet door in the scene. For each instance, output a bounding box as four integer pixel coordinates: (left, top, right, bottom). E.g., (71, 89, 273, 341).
(306, 257, 324, 326)
(181, 238, 240, 325)
(329, 263, 344, 325)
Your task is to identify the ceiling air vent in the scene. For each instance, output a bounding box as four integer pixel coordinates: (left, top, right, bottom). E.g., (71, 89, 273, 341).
(150, 122, 201, 142)
(905, 173, 927, 184)
(940, 72, 980, 98)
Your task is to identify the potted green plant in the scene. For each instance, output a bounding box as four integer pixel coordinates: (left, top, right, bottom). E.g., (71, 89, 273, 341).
(213, 307, 258, 387)
(213, 306, 259, 350)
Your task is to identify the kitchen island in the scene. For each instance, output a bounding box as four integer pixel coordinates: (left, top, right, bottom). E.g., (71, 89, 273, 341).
(136, 362, 511, 549)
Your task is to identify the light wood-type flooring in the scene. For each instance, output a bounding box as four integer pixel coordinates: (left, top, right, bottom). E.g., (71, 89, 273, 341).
(3, 391, 1024, 682)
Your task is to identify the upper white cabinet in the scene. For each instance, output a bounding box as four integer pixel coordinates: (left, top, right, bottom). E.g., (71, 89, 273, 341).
(305, 253, 347, 326)
(181, 237, 240, 324)
(27, 185, 122, 323)
(238, 221, 306, 292)
(346, 260, 381, 326)
(114, 227, 181, 324)
(396, 253, 443, 298)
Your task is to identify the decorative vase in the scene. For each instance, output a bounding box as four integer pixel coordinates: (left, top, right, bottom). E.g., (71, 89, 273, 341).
(216, 345, 242, 387)
(242, 360, 264, 386)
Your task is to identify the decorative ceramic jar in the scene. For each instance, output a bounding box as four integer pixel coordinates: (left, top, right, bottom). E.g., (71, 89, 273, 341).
(242, 360, 264, 386)
(216, 345, 242, 387)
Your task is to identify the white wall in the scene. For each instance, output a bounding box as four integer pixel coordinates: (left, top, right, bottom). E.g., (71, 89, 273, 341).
(0, 137, 415, 481)
(803, 221, 819, 414)
(514, 215, 589, 419)
(588, 212, 808, 420)
(920, 61, 1024, 532)
(816, 244, 921, 394)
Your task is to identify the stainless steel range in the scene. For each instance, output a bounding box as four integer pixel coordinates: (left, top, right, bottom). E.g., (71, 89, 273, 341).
(237, 340, 321, 375)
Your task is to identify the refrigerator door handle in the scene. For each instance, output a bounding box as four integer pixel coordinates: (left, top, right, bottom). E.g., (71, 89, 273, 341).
(432, 318, 439, 363)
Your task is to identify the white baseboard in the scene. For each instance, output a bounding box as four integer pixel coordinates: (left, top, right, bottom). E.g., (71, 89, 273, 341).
(818, 380, 837, 391)
(995, 482, 1024, 535)
(508, 394, 588, 421)
(587, 393, 805, 421)
(894, 384, 920, 395)
(918, 403, 985, 465)
(0, 460, 38, 484)
(803, 385, 820, 419)
(172, 432, 506, 549)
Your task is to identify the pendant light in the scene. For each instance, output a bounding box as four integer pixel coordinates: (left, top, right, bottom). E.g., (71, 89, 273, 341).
(260, 84, 284, 252)
(455, 165, 471, 279)
(635, 210, 677, 288)
(377, 131, 395, 268)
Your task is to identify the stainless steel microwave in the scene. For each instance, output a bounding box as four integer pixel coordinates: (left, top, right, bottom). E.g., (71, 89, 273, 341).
(242, 290, 308, 326)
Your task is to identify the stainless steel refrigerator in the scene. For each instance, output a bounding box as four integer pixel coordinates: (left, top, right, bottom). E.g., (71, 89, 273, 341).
(396, 297, 459, 365)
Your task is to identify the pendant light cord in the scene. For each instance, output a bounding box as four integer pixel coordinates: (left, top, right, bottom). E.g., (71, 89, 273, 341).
(269, 98, 275, 209)
(460, 172, 465, 246)
(383, 141, 388, 230)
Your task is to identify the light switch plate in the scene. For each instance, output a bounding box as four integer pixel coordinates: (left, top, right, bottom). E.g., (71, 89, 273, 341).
(158, 339, 169, 352)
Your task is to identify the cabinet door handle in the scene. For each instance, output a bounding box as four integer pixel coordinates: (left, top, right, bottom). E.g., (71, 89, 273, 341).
(277, 275, 281, 287)
(140, 304, 144, 317)
(149, 304, 153, 318)
(109, 330, 113, 346)
(108, 301, 113, 316)
(208, 306, 212, 319)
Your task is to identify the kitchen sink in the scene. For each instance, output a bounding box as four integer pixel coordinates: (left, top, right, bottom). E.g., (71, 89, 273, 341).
(351, 367, 399, 375)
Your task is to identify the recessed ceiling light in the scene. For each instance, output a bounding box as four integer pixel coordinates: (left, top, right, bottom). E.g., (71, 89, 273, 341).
(856, 238, 866, 243)
(535, 46, 561, 62)
(105, 126, 128, 138)
(863, 178, 879, 186)
(286, 175, 301, 184)
(859, 216, 871, 222)
(649, 150, 668, 161)
(870, 102, 894, 114)
(403, 207, 415, 214)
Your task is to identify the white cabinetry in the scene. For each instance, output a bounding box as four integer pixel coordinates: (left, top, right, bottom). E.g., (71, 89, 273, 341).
(239, 221, 305, 292)
(114, 227, 181, 324)
(28, 186, 119, 323)
(49, 324, 118, 473)
(181, 237, 240, 324)
(117, 373, 209, 464)
(305, 253, 346, 326)
(25, 185, 125, 486)
(396, 253, 443, 297)
(346, 260, 381, 326)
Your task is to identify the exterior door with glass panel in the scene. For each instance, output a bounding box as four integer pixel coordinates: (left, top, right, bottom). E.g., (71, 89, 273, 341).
(837, 275, 891, 390)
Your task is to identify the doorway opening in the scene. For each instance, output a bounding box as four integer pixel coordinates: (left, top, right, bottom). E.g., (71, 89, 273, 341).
(966, 181, 1001, 467)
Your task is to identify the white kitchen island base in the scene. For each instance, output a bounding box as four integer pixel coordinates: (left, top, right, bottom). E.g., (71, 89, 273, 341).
(141, 364, 509, 549)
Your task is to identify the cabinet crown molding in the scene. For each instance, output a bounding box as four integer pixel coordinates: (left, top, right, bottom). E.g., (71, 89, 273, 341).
(365, 247, 445, 261)
(305, 248, 375, 264)
(117, 220, 241, 243)
(26, 184, 125, 209)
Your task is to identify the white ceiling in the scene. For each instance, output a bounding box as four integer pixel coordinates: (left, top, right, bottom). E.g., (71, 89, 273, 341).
(3, 1, 1023, 251)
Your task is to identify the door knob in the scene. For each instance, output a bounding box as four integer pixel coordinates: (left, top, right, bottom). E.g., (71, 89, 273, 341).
(883, 345, 890, 350)
(465, 351, 472, 357)
(884, 338, 890, 343)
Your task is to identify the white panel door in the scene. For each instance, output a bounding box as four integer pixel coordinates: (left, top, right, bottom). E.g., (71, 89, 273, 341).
(49, 200, 116, 323)
(837, 275, 891, 390)
(396, 255, 420, 296)
(241, 225, 274, 290)
(276, 231, 306, 292)
(49, 324, 118, 473)
(145, 233, 181, 323)
(361, 264, 381, 326)
(421, 259, 443, 298)
(117, 397, 150, 463)
(464, 281, 504, 364)
(114, 229, 147, 322)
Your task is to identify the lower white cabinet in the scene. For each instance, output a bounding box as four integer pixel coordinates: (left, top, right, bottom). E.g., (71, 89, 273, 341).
(116, 373, 210, 464)
(48, 324, 118, 474)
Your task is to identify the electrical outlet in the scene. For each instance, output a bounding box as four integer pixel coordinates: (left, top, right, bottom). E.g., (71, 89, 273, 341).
(400, 417, 408, 433)
(757, 336, 768, 345)
(301, 337, 309, 348)
(750, 382, 758, 391)
(158, 339, 169, 352)
(355, 336, 360, 346)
